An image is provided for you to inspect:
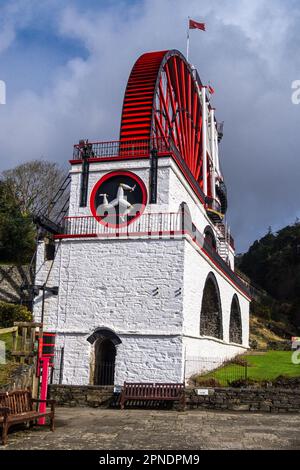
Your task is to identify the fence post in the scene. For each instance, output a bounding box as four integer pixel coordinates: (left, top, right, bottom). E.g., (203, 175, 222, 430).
(244, 361, 248, 381)
(59, 347, 64, 384)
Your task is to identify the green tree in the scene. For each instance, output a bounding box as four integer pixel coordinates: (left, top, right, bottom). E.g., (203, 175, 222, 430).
(0, 181, 35, 263)
(0, 301, 32, 327)
(239, 222, 300, 327)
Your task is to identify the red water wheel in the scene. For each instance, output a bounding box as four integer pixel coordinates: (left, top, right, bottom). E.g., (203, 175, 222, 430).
(119, 49, 211, 195)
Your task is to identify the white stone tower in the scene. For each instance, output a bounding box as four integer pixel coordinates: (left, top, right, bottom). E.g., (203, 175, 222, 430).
(33, 50, 250, 386)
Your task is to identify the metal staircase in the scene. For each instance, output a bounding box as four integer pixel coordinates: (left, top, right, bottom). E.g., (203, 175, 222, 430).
(215, 222, 231, 264)
(33, 175, 71, 235)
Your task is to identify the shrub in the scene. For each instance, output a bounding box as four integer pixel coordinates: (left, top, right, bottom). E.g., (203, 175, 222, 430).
(269, 375, 300, 388)
(192, 377, 221, 388)
(249, 339, 258, 349)
(228, 378, 259, 388)
(223, 356, 248, 366)
(0, 301, 32, 328)
(267, 340, 291, 351)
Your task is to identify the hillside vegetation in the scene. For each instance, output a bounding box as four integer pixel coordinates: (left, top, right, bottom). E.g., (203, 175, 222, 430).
(238, 221, 300, 330)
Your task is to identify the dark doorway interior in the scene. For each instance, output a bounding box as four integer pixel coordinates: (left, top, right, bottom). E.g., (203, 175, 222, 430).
(94, 338, 116, 385)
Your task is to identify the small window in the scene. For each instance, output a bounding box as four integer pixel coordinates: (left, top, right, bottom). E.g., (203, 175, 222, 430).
(45, 241, 55, 261)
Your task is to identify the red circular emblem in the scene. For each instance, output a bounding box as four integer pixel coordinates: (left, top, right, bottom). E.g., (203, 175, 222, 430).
(90, 171, 147, 228)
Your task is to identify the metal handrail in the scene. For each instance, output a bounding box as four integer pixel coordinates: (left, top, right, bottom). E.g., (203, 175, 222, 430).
(72, 138, 170, 160)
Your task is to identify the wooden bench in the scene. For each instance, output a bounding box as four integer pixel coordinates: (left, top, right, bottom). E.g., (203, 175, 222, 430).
(0, 389, 55, 445)
(120, 382, 185, 410)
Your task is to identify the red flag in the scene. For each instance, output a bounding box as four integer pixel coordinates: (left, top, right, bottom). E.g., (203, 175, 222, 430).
(208, 85, 215, 95)
(189, 19, 206, 31)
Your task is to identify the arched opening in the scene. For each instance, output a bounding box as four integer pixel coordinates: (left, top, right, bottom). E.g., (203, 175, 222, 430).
(200, 273, 223, 339)
(179, 202, 192, 234)
(204, 226, 217, 250)
(87, 327, 121, 386)
(229, 294, 243, 344)
(94, 338, 116, 385)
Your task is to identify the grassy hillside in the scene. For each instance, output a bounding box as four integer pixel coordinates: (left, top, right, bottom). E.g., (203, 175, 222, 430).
(250, 315, 295, 349)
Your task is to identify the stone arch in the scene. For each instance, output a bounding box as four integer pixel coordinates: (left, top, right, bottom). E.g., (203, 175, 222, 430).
(204, 225, 217, 250)
(229, 294, 243, 344)
(87, 328, 121, 386)
(87, 327, 122, 346)
(200, 272, 223, 339)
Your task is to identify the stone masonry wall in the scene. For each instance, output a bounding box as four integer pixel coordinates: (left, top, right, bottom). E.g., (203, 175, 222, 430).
(48, 384, 114, 407)
(49, 384, 300, 413)
(187, 387, 300, 413)
(34, 237, 185, 385)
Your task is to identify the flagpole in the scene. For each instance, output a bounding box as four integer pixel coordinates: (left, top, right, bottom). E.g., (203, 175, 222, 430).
(186, 17, 190, 62)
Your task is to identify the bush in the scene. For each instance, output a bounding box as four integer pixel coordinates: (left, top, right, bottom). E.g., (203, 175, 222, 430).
(0, 301, 32, 327)
(228, 378, 259, 388)
(192, 377, 221, 388)
(223, 356, 248, 366)
(249, 339, 258, 349)
(270, 375, 300, 388)
(267, 340, 291, 351)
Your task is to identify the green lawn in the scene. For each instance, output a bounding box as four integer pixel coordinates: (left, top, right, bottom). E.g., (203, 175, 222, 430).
(196, 351, 300, 386)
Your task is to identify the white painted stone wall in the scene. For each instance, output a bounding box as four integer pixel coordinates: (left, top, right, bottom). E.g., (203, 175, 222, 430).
(182, 238, 249, 381)
(33, 157, 250, 385)
(68, 159, 170, 218)
(34, 237, 185, 384)
(114, 335, 183, 385)
(183, 239, 249, 345)
(167, 159, 214, 233)
(183, 337, 247, 379)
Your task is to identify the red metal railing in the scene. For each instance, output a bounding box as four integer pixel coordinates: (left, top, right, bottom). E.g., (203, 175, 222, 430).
(73, 138, 171, 160)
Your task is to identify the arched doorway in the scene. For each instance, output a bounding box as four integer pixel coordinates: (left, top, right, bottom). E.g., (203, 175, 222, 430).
(94, 338, 116, 385)
(229, 294, 243, 344)
(87, 327, 121, 386)
(200, 272, 223, 339)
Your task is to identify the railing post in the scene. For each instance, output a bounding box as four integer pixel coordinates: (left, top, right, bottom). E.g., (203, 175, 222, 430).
(149, 148, 158, 204)
(201, 86, 207, 196)
(59, 347, 64, 385)
(38, 356, 50, 425)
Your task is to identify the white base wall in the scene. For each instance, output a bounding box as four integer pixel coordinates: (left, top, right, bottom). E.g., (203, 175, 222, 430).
(51, 333, 184, 385)
(114, 335, 183, 385)
(35, 235, 250, 386)
(182, 239, 250, 347)
(183, 336, 248, 380)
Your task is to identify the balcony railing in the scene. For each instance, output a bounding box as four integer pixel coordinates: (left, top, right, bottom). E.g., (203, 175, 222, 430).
(62, 212, 182, 237)
(57, 212, 249, 297)
(72, 137, 207, 205)
(72, 138, 171, 160)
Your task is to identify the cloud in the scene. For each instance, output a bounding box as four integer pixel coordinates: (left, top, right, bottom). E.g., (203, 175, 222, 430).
(0, 0, 299, 251)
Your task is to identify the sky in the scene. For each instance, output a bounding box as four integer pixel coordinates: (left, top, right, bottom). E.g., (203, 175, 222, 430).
(0, 0, 299, 252)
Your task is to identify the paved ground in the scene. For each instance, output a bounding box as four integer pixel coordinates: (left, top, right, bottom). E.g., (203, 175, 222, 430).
(1, 407, 300, 450)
